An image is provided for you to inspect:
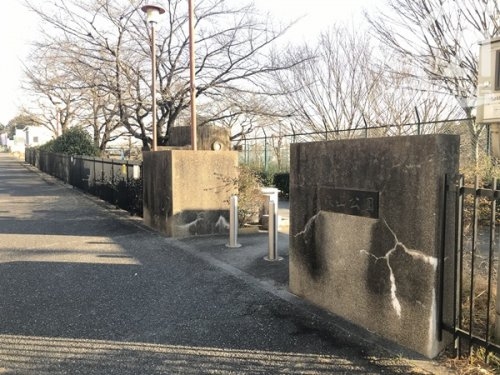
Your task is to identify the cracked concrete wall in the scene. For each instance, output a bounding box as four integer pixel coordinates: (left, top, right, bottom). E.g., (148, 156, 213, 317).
(289, 134, 459, 358)
(143, 150, 238, 237)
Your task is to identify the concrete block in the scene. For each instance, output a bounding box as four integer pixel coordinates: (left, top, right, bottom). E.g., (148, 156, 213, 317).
(289, 134, 459, 358)
(143, 150, 238, 237)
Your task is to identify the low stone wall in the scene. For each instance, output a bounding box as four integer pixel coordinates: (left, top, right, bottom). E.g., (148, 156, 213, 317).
(142, 150, 238, 237)
(289, 135, 459, 358)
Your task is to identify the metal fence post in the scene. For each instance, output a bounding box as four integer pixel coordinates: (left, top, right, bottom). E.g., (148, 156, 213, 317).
(415, 106, 421, 135)
(93, 157, 96, 189)
(264, 200, 282, 261)
(494, 181, 500, 343)
(226, 195, 241, 248)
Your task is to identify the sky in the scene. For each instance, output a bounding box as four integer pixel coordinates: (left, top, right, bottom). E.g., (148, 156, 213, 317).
(251, 0, 380, 41)
(0, 1, 40, 125)
(0, 0, 382, 125)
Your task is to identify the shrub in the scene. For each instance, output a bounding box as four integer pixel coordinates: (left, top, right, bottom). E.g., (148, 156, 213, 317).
(236, 165, 265, 225)
(273, 172, 289, 199)
(39, 127, 99, 156)
(461, 155, 500, 187)
(39, 139, 55, 152)
(116, 178, 143, 216)
(213, 164, 265, 226)
(257, 170, 274, 187)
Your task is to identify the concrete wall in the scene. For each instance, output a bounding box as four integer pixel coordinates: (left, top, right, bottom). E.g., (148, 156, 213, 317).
(143, 150, 238, 237)
(289, 134, 459, 358)
(166, 126, 231, 151)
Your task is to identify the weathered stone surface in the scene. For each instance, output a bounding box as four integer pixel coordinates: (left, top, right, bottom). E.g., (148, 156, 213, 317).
(143, 150, 238, 237)
(166, 125, 231, 151)
(289, 134, 459, 358)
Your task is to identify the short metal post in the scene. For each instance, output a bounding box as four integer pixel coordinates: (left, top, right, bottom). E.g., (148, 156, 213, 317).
(132, 165, 140, 180)
(265, 200, 282, 261)
(226, 195, 241, 248)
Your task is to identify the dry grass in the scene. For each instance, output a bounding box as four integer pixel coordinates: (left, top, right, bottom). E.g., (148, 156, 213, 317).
(443, 246, 500, 374)
(441, 354, 499, 374)
(452, 157, 500, 373)
(459, 252, 496, 338)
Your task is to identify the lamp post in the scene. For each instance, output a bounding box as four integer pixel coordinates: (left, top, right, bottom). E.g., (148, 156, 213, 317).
(141, 4, 165, 152)
(188, 0, 197, 151)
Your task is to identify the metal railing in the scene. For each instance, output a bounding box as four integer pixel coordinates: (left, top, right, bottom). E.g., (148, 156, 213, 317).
(25, 149, 143, 216)
(442, 175, 500, 362)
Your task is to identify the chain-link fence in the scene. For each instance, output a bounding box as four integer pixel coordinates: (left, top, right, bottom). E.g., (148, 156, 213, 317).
(233, 118, 489, 172)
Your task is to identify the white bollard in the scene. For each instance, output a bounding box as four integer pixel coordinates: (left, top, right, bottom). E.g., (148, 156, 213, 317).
(260, 187, 280, 230)
(264, 200, 282, 261)
(226, 195, 241, 248)
(132, 165, 141, 180)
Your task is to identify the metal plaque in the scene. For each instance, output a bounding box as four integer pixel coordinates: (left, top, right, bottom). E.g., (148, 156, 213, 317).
(318, 187, 379, 219)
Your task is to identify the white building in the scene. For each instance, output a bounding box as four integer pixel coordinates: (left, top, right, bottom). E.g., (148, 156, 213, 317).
(8, 125, 53, 153)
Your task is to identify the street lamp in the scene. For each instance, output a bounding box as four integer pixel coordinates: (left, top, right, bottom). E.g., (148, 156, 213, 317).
(188, 0, 197, 151)
(142, 4, 165, 151)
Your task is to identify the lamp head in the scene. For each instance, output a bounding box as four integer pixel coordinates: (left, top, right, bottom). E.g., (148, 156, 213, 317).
(141, 4, 165, 24)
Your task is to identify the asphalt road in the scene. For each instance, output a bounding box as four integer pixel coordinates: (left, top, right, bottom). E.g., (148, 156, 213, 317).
(0, 153, 448, 374)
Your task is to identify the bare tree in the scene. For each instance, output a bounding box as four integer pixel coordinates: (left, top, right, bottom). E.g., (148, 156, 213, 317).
(151, 0, 304, 145)
(272, 26, 376, 140)
(23, 0, 301, 150)
(366, 0, 500, 162)
(24, 0, 150, 149)
(22, 45, 81, 137)
(272, 24, 457, 142)
(366, 50, 462, 136)
(201, 92, 289, 143)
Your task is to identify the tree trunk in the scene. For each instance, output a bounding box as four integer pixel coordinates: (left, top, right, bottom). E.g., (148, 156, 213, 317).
(465, 110, 484, 167)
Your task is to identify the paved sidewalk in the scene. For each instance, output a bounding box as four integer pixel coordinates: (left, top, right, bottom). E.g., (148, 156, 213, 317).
(0, 153, 450, 374)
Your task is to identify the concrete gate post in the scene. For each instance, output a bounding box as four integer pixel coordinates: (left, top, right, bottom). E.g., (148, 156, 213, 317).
(289, 135, 459, 358)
